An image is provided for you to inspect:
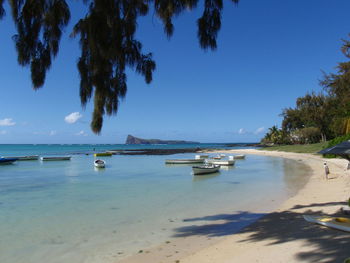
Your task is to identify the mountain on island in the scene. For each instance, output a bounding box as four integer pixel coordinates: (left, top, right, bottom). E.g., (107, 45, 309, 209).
(125, 135, 199, 145)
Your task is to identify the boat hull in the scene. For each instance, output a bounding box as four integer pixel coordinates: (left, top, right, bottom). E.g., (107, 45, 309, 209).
(165, 159, 205, 164)
(94, 160, 106, 168)
(192, 165, 220, 175)
(0, 158, 17, 165)
(303, 215, 350, 232)
(195, 154, 209, 159)
(207, 159, 235, 166)
(105, 151, 119, 155)
(2, 155, 39, 161)
(233, 155, 245, 159)
(94, 153, 113, 157)
(40, 157, 71, 161)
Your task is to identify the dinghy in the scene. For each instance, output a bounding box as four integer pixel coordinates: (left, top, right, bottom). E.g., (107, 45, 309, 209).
(40, 156, 71, 161)
(192, 164, 220, 175)
(303, 215, 350, 232)
(165, 159, 205, 164)
(207, 159, 235, 166)
(233, 155, 245, 160)
(0, 158, 18, 165)
(105, 151, 119, 155)
(195, 154, 209, 159)
(2, 155, 39, 161)
(94, 153, 112, 157)
(94, 159, 106, 168)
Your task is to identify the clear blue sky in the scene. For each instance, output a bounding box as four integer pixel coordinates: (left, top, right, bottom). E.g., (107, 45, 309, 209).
(0, 0, 349, 144)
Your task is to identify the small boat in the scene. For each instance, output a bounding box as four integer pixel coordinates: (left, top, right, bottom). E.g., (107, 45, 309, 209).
(105, 150, 119, 155)
(195, 154, 209, 159)
(40, 156, 71, 161)
(0, 158, 18, 165)
(207, 159, 235, 166)
(165, 159, 205, 164)
(94, 153, 113, 157)
(192, 164, 220, 175)
(2, 155, 39, 161)
(303, 215, 350, 232)
(212, 155, 222, 160)
(233, 155, 245, 160)
(94, 159, 106, 168)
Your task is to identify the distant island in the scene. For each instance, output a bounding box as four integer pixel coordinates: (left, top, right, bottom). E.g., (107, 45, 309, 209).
(125, 135, 199, 145)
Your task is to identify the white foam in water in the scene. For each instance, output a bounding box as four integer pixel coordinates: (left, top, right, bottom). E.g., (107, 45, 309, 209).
(0, 152, 310, 263)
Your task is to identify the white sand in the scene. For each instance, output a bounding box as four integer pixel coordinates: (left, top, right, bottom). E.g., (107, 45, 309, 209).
(118, 149, 350, 263)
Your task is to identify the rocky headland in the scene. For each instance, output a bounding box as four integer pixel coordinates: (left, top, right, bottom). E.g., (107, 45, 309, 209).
(125, 135, 199, 145)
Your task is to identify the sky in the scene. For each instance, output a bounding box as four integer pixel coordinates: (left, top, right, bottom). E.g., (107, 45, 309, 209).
(0, 0, 350, 144)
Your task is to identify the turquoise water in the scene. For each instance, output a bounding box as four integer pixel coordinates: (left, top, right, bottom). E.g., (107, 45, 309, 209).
(0, 145, 310, 263)
(0, 143, 246, 156)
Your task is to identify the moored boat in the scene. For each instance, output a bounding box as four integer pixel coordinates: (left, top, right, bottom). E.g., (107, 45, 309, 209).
(232, 155, 245, 160)
(2, 155, 39, 161)
(192, 164, 220, 175)
(0, 158, 18, 165)
(195, 154, 209, 159)
(94, 153, 113, 157)
(165, 159, 205, 164)
(207, 159, 235, 166)
(40, 156, 71, 161)
(105, 150, 119, 155)
(94, 159, 106, 168)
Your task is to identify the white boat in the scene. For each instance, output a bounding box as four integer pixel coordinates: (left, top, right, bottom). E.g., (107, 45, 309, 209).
(211, 155, 222, 160)
(40, 156, 71, 161)
(207, 159, 235, 166)
(192, 164, 220, 175)
(94, 159, 106, 168)
(195, 154, 209, 159)
(2, 155, 39, 161)
(165, 159, 205, 164)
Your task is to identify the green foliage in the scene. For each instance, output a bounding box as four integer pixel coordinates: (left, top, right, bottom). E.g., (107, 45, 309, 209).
(291, 127, 321, 144)
(281, 92, 334, 142)
(261, 125, 291, 145)
(326, 133, 350, 148)
(279, 37, 350, 144)
(319, 38, 350, 136)
(281, 107, 303, 131)
(0, 0, 239, 134)
(261, 142, 327, 154)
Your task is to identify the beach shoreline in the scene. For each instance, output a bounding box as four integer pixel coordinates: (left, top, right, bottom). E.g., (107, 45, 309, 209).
(118, 149, 350, 263)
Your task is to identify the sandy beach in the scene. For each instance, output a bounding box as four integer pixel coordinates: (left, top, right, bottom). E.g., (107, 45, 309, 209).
(119, 149, 350, 263)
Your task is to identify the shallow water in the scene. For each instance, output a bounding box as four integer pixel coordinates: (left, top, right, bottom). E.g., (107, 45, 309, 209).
(0, 150, 310, 263)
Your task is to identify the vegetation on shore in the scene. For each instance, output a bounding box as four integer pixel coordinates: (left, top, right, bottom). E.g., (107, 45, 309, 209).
(261, 142, 328, 154)
(261, 38, 350, 147)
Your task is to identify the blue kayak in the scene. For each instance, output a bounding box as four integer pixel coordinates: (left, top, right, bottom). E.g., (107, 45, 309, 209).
(0, 158, 18, 165)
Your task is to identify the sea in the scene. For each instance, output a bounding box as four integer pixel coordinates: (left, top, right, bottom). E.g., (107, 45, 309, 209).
(0, 144, 310, 263)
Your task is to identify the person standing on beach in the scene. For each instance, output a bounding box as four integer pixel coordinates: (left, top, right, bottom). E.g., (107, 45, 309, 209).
(324, 162, 330, 179)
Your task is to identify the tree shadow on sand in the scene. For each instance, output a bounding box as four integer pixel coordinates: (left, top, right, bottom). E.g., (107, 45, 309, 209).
(174, 211, 266, 238)
(173, 202, 350, 262)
